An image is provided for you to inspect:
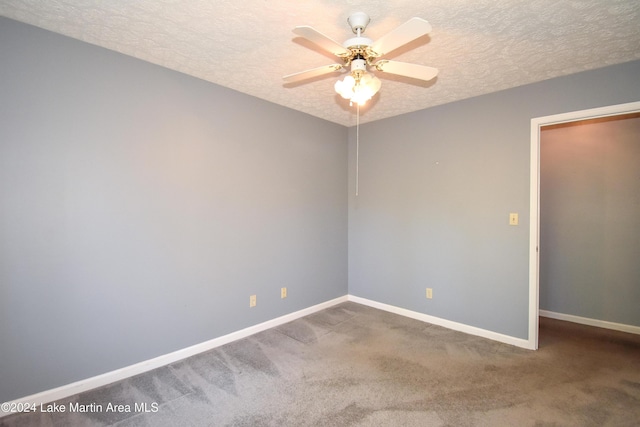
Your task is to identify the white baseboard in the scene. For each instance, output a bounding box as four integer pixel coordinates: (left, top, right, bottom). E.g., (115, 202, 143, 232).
(539, 310, 640, 335)
(3, 294, 539, 416)
(1, 295, 348, 416)
(348, 295, 533, 350)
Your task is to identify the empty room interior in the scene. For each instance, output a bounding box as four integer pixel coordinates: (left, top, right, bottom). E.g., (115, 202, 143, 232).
(1, 1, 639, 426)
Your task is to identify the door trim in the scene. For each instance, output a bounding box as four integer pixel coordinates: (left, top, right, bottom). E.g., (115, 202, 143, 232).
(529, 101, 640, 350)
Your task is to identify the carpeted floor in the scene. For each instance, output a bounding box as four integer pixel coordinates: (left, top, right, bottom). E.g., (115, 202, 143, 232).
(2, 302, 640, 426)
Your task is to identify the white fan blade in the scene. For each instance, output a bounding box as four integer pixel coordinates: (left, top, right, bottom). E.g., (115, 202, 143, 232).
(370, 17, 432, 56)
(374, 60, 438, 81)
(283, 64, 344, 83)
(293, 26, 351, 56)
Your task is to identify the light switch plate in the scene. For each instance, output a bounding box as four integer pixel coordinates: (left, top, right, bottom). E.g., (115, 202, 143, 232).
(509, 213, 519, 226)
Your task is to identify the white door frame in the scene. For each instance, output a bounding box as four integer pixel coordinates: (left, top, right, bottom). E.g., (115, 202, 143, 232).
(529, 101, 640, 350)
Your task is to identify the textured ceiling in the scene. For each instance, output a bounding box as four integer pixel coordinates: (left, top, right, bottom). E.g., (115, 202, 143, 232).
(1, 0, 639, 126)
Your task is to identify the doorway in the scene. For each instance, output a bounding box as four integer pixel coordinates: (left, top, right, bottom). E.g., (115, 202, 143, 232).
(529, 101, 640, 350)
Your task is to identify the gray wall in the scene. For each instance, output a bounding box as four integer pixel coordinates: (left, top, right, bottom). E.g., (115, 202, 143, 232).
(0, 17, 347, 402)
(2, 14, 640, 404)
(348, 60, 640, 339)
(540, 116, 640, 326)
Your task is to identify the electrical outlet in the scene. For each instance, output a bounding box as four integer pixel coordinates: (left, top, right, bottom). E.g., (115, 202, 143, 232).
(249, 295, 256, 307)
(281, 287, 287, 299)
(426, 288, 433, 299)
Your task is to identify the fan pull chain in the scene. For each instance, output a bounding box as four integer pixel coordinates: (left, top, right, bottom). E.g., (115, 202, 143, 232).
(356, 103, 360, 197)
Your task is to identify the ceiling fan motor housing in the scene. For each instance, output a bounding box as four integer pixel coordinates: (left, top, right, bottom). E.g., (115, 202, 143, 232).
(343, 36, 373, 49)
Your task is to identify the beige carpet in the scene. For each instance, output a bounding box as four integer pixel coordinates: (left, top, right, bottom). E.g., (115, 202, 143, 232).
(2, 302, 639, 426)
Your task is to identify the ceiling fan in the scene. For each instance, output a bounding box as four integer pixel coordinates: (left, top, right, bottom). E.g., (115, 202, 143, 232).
(283, 12, 438, 106)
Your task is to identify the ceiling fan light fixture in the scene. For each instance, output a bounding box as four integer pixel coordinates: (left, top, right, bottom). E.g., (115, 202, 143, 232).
(334, 75, 355, 99)
(335, 72, 380, 105)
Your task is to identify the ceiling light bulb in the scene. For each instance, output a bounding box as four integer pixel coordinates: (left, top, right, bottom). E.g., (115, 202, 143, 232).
(343, 75, 355, 88)
(351, 86, 371, 105)
(353, 95, 368, 106)
(334, 79, 352, 99)
(339, 89, 353, 99)
(335, 72, 381, 106)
